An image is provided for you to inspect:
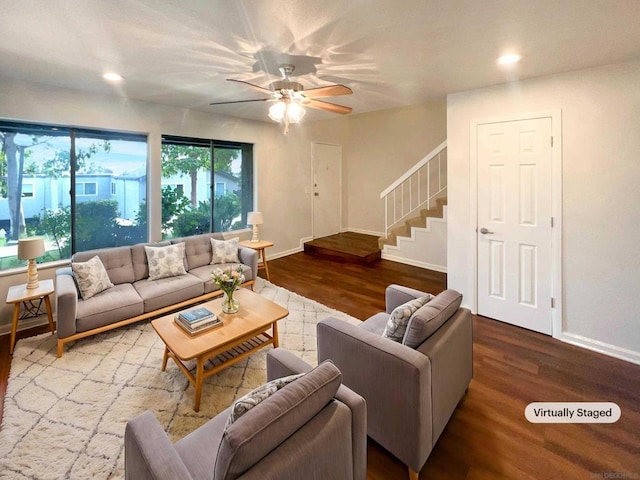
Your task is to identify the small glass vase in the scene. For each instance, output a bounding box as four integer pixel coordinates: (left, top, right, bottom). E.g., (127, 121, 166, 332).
(222, 290, 240, 314)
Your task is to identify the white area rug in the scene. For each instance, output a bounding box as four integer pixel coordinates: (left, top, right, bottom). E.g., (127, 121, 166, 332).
(0, 279, 359, 480)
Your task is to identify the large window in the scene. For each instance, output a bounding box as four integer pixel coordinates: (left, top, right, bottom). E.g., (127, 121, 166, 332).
(160, 136, 253, 239)
(0, 121, 147, 269)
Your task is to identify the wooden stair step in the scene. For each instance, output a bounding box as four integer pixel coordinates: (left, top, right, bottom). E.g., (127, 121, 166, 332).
(304, 232, 381, 265)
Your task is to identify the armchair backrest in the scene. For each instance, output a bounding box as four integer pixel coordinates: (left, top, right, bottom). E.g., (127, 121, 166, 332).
(214, 361, 344, 480)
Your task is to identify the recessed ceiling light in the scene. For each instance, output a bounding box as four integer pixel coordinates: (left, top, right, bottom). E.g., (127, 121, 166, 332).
(103, 72, 124, 82)
(497, 54, 522, 65)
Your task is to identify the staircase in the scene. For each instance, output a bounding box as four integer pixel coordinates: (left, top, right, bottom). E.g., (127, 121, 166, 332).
(379, 141, 448, 272)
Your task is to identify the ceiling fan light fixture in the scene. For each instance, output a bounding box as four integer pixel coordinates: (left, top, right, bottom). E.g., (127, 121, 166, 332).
(286, 101, 306, 124)
(268, 101, 286, 122)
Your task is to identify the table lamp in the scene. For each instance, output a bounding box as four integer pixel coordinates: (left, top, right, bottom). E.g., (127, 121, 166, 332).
(18, 237, 46, 289)
(247, 211, 264, 243)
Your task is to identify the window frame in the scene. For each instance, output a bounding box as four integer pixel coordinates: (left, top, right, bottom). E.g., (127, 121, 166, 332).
(160, 135, 254, 237)
(0, 119, 148, 266)
(76, 181, 98, 196)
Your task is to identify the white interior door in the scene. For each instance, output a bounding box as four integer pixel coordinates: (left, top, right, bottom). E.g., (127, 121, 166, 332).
(477, 117, 553, 334)
(312, 143, 342, 238)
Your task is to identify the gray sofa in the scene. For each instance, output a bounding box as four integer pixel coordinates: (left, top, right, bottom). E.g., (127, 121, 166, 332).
(125, 348, 367, 480)
(55, 233, 257, 357)
(317, 284, 473, 480)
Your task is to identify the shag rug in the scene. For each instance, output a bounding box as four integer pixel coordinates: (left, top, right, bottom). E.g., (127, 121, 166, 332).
(0, 278, 359, 480)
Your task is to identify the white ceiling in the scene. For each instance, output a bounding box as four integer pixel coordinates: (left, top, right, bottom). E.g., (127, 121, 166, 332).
(2, 0, 640, 122)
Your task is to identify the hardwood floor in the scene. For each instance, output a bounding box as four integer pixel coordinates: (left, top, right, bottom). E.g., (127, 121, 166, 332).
(1, 253, 639, 479)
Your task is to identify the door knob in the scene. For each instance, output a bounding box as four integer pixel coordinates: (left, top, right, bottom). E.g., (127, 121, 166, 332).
(479, 227, 494, 235)
(314, 193, 319, 196)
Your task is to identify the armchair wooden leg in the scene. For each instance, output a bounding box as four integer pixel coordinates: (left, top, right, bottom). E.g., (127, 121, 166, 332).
(409, 467, 419, 480)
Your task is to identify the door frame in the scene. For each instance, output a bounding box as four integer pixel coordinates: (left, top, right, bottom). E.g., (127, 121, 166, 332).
(311, 142, 343, 238)
(470, 110, 563, 338)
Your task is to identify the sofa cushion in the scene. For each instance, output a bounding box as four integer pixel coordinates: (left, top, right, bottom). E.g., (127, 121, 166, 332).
(76, 283, 144, 332)
(211, 237, 239, 264)
(360, 312, 389, 335)
(382, 295, 433, 343)
(144, 242, 187, 280)
(214, 361, 341, 480)
(72, 246, 135, 285)
(227, 372, 306, 426)
(172, 233, 223, 271)
(72, 255, 115, 300)
(133, 273, 204, 312)
(189, 263, 252, 294)
(402, 289, 463, 348)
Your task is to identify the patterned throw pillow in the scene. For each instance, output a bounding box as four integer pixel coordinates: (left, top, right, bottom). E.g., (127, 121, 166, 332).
(210, 237, 240, 264)
(226, 372, 306, 426)
(71, 255, 114, 300)
(144, 242, 187, 281)
(382, 295, 433, 343)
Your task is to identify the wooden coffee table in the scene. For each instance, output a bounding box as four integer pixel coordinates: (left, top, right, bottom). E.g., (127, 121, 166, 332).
(151, 288, 288, 411)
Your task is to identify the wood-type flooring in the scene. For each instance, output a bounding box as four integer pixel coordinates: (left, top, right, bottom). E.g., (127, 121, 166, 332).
(1, 252, 639, 479)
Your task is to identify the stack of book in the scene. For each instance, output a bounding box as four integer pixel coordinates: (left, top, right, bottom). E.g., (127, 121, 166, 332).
(174, 307, 221, 335)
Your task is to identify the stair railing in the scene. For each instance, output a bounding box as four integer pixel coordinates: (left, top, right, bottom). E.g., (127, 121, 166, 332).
(380, 140, 447, 239)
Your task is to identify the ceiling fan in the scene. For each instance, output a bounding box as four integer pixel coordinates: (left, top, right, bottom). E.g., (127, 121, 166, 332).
(210, 64, 353, 133)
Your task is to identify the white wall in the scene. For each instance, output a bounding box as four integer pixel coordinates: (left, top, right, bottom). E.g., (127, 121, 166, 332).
(447, 60, 640, 364)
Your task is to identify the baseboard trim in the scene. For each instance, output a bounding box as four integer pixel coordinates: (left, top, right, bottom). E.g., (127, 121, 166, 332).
(0, 315, 52, 337)
(381, 253, 447, 273)
(268, 236, 314, 261)
(559, 332, 640, 366)
(344, 227, 384, 237)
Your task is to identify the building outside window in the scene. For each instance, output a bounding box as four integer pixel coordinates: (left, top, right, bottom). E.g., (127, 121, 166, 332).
(0, 121, 148, 269)
(215, 181, 226, 197)
(21, 182, 34, 198)
(160, 135, 253, 239)
(77, 182, 98, 196)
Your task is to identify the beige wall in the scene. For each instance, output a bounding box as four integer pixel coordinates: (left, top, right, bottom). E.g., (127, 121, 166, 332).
(447, 60, 640, 364)
(305, 100, 447, 234)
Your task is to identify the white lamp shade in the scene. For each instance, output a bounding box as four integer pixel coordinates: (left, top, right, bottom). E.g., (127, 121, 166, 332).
(247, 212, 264, 225)
(268, 101, 286, 122)
(17, 237, 45, 260)
(286, 102, 306, 123)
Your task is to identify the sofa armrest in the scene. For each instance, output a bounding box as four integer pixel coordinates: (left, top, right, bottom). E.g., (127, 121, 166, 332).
(238, 246, 258, 282)
(266, 347, 367, 480)
(317, 317, 432, 472)
(385, 284, 431, 313)
(417, 308, 473, 443)
(266, 348, 313, 381)
(125, 411, 193, 480)
(55, 267, 78, 339)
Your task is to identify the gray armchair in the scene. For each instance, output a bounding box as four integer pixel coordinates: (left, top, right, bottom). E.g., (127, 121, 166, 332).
(317, 285, 473, 480)
(125, 348, 367, 480)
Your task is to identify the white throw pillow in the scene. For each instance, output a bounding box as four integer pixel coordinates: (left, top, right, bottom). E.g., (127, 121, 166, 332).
(210, 237, 240, 264)
(382, 295, 433, 343)
(72, 255, 114, 300)
(226, 372, 306, 426)
(144, 242, 187, 280)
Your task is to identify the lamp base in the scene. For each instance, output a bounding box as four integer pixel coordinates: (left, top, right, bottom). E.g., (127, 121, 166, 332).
(250, 225, 260, 243)
(25, 258, 40, 289)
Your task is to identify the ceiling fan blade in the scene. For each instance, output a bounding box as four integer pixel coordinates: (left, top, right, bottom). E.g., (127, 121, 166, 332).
(302, 84, 353, 99)
(306, 99, 353, 114)
(227, 78, 273, 95)
(210, 99, 271, 105)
